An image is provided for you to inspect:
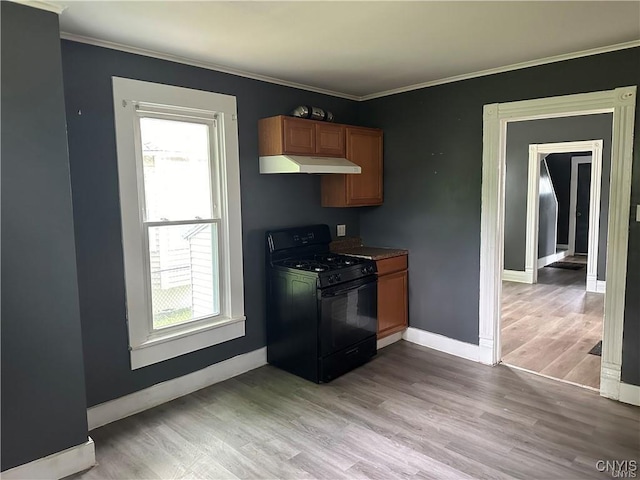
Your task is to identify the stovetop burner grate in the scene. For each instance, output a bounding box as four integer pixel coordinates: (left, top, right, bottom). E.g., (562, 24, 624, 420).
(277, 253, 365, 273)
(314, 254, 359, 266)
(281, 259, 330, 272)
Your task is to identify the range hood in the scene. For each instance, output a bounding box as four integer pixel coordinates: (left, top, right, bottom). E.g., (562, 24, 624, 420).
(259, 155, 361, 174)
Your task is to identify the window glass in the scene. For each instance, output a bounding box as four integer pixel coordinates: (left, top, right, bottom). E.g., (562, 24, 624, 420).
(140, 118, 212, 221)
(148, 223, 220, 329)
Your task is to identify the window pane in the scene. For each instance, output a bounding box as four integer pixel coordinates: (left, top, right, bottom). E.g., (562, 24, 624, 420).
(140, 117, 212, 221)
(148, 223, 220, 329)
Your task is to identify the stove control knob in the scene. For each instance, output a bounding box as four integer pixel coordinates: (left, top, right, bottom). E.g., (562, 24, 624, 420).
(369, 265, 376, 274)
(336, 274, 342, 282)
(328, 275, 336, 284)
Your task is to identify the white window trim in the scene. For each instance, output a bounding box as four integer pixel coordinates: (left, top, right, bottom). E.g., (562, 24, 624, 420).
(112, 77, 245, 369)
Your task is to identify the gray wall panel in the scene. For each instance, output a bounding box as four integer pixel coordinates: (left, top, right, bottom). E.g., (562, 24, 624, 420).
(1, 3, 88, 470)
(61, 40, 360, 407)
(546, 153, 573, 245)
(538, 159, 557, 259)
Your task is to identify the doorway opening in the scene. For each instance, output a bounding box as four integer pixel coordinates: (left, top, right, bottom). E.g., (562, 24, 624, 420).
(478, 86, 637, 403)
(524, 141, 604, 291)
(502, 140, 605, 390)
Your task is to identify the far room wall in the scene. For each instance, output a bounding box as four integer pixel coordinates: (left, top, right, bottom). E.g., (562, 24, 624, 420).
(504, 114, 612, 280)
(356, 47, 640, 386)
(546, 151, 594, 249)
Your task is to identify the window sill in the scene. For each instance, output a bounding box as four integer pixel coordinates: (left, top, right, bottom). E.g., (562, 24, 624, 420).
(130, 315, 246, 370)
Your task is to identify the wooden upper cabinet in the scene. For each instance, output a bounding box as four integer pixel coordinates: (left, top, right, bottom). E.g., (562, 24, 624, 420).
(258, 115, 345, 157)
(346, 127, 383, 206)
(282, 117, 315, 154)
(321, 126, 383, 207)
(259, 115, 384, 207)
(315, 123, 345, 156)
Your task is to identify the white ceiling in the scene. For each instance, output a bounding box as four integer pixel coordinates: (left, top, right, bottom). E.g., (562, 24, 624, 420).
(54, 1, 640, 100)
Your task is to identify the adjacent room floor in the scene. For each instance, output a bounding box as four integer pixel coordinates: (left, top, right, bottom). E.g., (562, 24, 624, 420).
(69, 341, 637, 480)
(501, 258, 603, 389)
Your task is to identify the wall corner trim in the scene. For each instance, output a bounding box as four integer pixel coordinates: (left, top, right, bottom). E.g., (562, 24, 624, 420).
(402, 327, 480, 362)
(8, 0, 66, 14)
(1, 438, 95, 480)
(87, 347, 267, 430)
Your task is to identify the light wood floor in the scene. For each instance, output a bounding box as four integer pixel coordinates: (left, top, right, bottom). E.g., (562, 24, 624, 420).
(502, 262, 603, 389)
(69, 341, 638, 480)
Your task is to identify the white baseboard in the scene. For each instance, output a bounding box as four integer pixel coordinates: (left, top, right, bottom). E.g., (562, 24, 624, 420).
(402, 327, 480, 362)
(377, 331, 404, 350)
(556, 243, 569, 249)
(1, 438, 95, 480)
(502, 269, 533, 283)
(618, 382, 640, 406)
(87, 347, 267, 430)
(537, 249, 568, 268)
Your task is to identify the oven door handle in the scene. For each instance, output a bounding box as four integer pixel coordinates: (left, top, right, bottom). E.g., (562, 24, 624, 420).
(321, 276, 376, 297)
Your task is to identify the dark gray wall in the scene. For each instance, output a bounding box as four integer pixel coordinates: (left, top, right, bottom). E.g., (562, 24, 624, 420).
(504, 114, 612, 281)
(357, 48, 640, 386)
(538, 159, 557, 259)
(546, 153, 573, 244)
(1, 3, 88, 471)
(60, 40, 360, 407)
(622, 199, 640, 386)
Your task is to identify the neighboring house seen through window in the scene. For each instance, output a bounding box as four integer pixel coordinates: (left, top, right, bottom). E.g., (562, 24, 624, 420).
(112, 77, 245, 369)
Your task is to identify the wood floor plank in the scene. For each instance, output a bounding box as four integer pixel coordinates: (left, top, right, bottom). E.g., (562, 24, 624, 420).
(69, 341, 638, 480)
(502, 261, 604, 388)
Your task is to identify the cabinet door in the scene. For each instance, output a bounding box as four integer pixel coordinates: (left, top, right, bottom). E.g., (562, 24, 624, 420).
(377, 269, 408, 338)
(315, 123, 345, 157)
(283, 117, 315, 154)
(346, 127, 383, 206)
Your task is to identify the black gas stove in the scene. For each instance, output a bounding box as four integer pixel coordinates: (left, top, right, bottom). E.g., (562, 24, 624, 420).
(274, 253, 376, 288)
(266, 224, 378, 383)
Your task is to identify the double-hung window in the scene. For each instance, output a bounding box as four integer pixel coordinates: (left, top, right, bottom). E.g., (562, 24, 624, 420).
(112, 77, 245, 369)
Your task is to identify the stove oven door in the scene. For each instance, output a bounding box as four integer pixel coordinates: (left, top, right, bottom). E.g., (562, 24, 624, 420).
(318, 276, 377, 357)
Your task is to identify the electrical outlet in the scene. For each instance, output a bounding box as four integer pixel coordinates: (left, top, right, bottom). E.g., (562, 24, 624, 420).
(337, 224, 346, 237)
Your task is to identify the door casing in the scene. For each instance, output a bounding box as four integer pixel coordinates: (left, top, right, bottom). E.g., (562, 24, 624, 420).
(479, 86, 637, 404)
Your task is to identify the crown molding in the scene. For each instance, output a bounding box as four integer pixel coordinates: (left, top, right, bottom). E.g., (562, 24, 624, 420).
(59, 32, 360, 102)
(9, 0, 66, 14)
(59, 32, 640, 102)
(359, 40, 640, 101)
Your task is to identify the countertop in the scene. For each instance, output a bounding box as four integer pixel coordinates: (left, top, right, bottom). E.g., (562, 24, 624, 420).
(335, 246, 408, 260)
(330, 237, 408, 261)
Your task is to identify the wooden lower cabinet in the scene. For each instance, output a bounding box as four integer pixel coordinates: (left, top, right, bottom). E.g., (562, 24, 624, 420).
(376, 255, 408, 339)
